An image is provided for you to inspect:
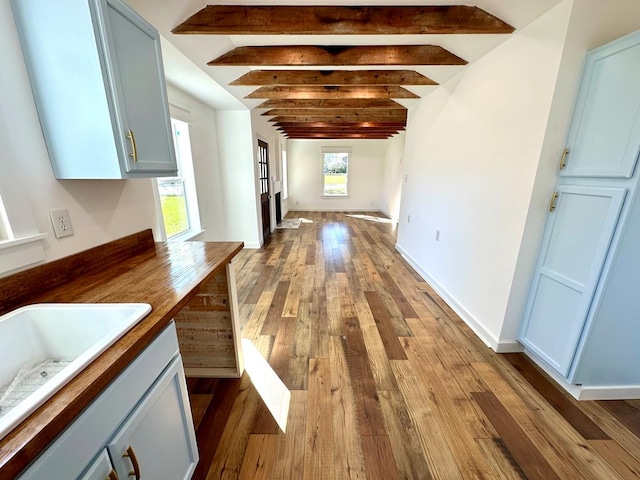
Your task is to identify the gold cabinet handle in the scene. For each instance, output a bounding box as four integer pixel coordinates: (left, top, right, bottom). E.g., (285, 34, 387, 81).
(126, 130, 138, 163)
(106, 470, 119, 480)
(559, 147, 569, 170)
(123, 446, 141, 479)
(549, 192, 559, 212)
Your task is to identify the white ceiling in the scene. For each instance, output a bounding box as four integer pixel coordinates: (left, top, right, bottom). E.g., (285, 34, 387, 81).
(127, 0, 563, 111)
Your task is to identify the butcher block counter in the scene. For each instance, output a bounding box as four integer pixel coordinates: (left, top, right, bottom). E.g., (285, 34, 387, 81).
(0, 230, 244, 478)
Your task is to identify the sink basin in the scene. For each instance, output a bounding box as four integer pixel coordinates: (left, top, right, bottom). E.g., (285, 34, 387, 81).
(0, 303, 151, 440)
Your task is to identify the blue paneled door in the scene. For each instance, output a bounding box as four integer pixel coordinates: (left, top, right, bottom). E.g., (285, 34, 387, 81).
(562, 34, 640, 178)
(519, 185, 626, 376)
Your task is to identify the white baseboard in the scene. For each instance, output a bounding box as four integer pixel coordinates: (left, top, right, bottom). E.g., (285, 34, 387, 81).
(379, 209, 398, 222)
(577, 386, 640, 400)
(395, 243, 512, 353)
(244, 242, 262, 249)
(495, 342, 525, 353)
(288, 207, 382, 212)
(523, 349, 640, 400)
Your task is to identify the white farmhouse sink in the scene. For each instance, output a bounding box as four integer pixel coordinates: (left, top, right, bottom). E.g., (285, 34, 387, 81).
(0, 303, 151, 440)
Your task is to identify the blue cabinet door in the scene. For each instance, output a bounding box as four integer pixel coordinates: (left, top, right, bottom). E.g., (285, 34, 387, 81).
(95, 0, 177, 174)
(562, 31, 640, 178)
(519, 185, 626, 376)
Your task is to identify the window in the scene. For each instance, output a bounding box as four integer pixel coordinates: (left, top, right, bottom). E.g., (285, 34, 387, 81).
(156, 118, 201, 240)
(0, 196, 11, 241)
(322, 150, 349, 196)
(282, 147, 288, 199)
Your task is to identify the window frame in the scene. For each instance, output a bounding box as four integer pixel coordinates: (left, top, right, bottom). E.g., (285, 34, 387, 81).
(154, 117, 202, 242)
(281, 147, 288, 200)
(321, 148, 350, 197)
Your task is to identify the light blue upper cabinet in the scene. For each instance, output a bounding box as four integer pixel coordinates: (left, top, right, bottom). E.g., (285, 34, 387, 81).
(519, 186, 626, 376)
(11, 0, 177, 179)
(562, 32, 640, 178)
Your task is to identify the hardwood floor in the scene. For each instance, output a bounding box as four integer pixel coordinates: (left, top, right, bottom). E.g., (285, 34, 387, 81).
(187, 211, 640, 479)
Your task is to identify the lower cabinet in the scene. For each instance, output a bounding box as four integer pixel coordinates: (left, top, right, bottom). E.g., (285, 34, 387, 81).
(106, 356, 197, 480)
(19, 322, 198, 480)
(79, 452, 115, 480)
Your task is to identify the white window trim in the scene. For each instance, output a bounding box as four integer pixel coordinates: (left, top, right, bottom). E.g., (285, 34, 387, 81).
(281, 146, 288, 200)
(321, 147, 351, 197)
(0, 234, 48, 277)
(153, 117, 202, 242)
(0, 196, 47, 277)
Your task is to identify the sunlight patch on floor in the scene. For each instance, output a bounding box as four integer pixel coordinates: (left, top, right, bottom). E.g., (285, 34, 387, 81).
(241, 338, 291, 432)
(346, 214, 395, 224)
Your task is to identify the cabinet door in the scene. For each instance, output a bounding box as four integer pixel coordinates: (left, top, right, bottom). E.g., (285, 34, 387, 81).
(519, 186, 626, 376)
(78, 451, 117, 480)
(99, 0, 177, 174)
(107, 356, 198, 480)
(562, 32, 640, 178)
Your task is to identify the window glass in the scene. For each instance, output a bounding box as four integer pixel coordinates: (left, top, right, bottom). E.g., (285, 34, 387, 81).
(282, 149, 288, 199)
(323, 152, 349, 196)
(157, 118, 199, 239)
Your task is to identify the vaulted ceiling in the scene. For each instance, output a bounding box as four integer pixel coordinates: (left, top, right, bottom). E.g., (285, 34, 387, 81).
(128, 0, 564, 140)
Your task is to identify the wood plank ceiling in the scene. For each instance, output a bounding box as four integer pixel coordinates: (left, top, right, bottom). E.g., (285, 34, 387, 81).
(173, 5, 514, 140)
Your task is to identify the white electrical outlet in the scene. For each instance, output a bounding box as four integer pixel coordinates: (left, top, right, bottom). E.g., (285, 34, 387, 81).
(49, 209, 74, 238)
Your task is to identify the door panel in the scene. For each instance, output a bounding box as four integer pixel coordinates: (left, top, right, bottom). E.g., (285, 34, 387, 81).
(563, 37, 640, 178)
(107, 356, 198, 480)
(258, 140, 271, 241)
(520, 185, 626, 376)
(544, 192, 613, 284)
(79, 451, 115, 480)
(104, 0, 176, 173)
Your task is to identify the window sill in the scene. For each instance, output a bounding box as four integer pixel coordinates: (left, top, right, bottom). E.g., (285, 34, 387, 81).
(167, 228, 206, 243)
(321, 195, 350, 199)
(0, 233, 48, 277)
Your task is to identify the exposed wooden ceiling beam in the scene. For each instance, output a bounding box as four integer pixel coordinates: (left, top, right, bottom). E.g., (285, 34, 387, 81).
(263, 108, 406, 118)
(248, 86, 418, 100)
(230, 70, 437, 87)
(257, 98, 403, 109)
(286, 134, 393, 139)
(209, 45, 466, 66)
(270, 114, 407, 124)
(282, 130, 398, 137)
(173, 6, 514, 35)
(274, 121, 406, 129)
(278, 126, 401, 132)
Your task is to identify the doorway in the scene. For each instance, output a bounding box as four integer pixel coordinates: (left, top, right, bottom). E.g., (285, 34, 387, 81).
(257, 139, 271, 242)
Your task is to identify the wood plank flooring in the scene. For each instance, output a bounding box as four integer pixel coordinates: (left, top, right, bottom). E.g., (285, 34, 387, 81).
(187, 211, 640, 479)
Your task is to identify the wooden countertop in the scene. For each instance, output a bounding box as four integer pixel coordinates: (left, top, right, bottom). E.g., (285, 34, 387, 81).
(0, 230, 243, 477)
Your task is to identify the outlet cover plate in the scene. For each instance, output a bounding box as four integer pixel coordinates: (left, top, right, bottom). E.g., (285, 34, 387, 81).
(49, 209, 74, 238)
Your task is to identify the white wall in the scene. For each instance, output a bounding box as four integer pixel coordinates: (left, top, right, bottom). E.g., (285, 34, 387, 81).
(166, 83, 228, 241)
(380, 133, 406, 221)
(215, 110, 261, 248)
(288, 139, 386, 211)
(0, 0, 156, 271)
(502, 0, 640, 344)
(397, 2, 573, 350)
